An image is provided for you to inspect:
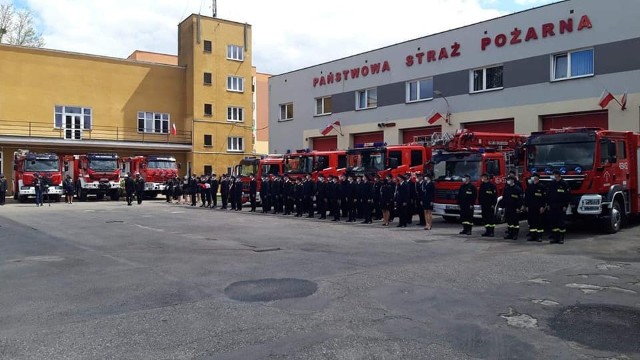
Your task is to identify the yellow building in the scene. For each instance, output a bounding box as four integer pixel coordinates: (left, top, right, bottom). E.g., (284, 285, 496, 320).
(0, 14, 254, 194)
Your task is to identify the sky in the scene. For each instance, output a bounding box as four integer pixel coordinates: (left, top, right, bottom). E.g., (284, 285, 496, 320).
(7, 0, 559, 75)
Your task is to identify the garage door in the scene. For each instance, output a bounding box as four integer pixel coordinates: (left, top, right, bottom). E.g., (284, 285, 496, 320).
(402, 126, 440, 144)
(312, 136, 337, 151)
(463, 119, 514, 133)
(353, 131, 384, 145)
(542, 111, 608, 130)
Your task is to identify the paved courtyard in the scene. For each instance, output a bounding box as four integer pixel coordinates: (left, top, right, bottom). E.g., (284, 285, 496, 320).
(0, 200, 639, 359)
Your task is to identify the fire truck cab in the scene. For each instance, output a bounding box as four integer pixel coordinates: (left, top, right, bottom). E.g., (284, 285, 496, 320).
(346, 142, 431, 178)
(13, 151, 64, 202)
(524, 127, 640, 233)
(283, 150, 347, 180)
(64, 153, 121, 201)
(430, 130, 527, 222)
(122, 155, 178, 198)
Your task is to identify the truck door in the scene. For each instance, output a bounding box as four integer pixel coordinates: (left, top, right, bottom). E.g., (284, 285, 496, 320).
(63, 156, 75, 181)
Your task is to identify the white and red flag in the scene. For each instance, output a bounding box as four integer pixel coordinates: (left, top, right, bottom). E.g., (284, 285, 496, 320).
(426, 111, 444, 125)
(321, 120, 341, 136)
(171, 123, 177, 136)
(598, 90, 616, 109)
(620, 91, 628, 110)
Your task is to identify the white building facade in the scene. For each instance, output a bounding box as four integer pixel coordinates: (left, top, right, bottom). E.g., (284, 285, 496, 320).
(268, 0, 640, 153)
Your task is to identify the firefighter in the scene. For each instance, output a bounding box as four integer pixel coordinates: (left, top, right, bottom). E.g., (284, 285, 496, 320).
(220, 175, 229, 209)
(271, 176, 281, 214)
(525, 173, 546, 242)
(124, 173, 135, 206)
(189, 175, 198, 207)
(340, 174, 350, 218)
(395, 175, 410, 227)
(234, 176, 243, 211)
(63, 175, 75, 205)
(502, 175, 523, 240)
(360, 175, 373, 224)
(209, 174, 219, 209)
(329, 175, 342, 221)
(546, 170, 571, 244)
(303, 174, 314, 218)
(165, 177, 174, 203)
(199, 176, 208, 207)
(457, 174, 477, 235)
(261, 175, 271, 213)
(294, 177, 304, 217)
(0, 173, 7, 206)
(135, 172, 145, 205)
(283, 175, 294, 215)
(478, 173, 497, 237)
(380, 176, 394, 226)
(347, 175, 358, 222)
(421, 172, 435, 230)
(249, 174, 257, 212)
(316, 174, 327, 219)
(372, 175, 382, 221)
(33, 173, 43, 207)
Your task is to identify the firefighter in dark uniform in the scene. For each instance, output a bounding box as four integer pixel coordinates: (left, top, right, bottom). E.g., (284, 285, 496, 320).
(0, 173, 7, 206)
(502, 175, 524, 240)
(229, 176, 237, 210)
(415, 173, 426, 226)
(303, 174, 314, 218)
(283, 175, 294, 215)
(135, 172, 145, 205)
(210, 174, 219, 208)
(234, 176, 243, 211)
(329, 175, 341, 221)
(395, 175, 410, 227)
(355, 175, 364, 219)
(347, 175, 358, 222)
(457, 174, 477, 235)
(249, 174, 257, 212)
(525, 173, 546, 242)
(165, 178, 174, 203)
(124, 173, 135, 206)
(546, 170, 571, 244)
(380, 176, 394, 226)
(189, 175, 198, 207)
(361, 175, 374, 224)
(271, 176, 281, 214)
(478, 173, 497, 237)
(372, 175, 382, 220)
(316, 174, 327, 219)
(220, 174, 229, 209)
(340, 174, 350, 218)
(294, 177, 304, 217)
(261, 175, 271, 213)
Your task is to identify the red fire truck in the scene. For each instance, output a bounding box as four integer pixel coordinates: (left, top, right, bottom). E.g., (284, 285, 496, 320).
(63, 153, 121, 201)
(430, 130, 527, 223)
(283, 150, 347, 180)
(345, 142, 432, 178)
(233, 154, 284, 204)
(13, 151, 64, 202)
(122, 155, 179, 198)
(523, 127, 640, 234)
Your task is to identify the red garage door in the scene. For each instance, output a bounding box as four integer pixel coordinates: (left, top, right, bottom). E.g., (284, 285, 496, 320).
(542, 111, 608, 130)
(353, 131, 384, 145)
(463, 119, 514, 133)
(402, 126, 440, 144)
(312, 136, 338, 151)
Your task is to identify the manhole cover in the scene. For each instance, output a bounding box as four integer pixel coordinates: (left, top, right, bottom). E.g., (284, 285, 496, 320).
(224, 278, 317, 302)
(549, 304, 640, 353)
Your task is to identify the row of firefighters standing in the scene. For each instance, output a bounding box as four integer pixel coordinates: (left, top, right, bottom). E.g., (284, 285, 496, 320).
(458, 170, 571, 244)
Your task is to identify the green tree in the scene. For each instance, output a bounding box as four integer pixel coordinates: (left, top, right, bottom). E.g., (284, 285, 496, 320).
(0, 2, 44, 47)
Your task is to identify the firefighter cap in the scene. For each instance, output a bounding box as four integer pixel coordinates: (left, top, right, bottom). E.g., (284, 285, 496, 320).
(552, 170, 561, 176)
(463, 174, 471, 178)
(481, 173, 489, 178)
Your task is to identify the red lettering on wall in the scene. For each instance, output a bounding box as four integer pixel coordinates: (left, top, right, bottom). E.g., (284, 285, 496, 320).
(370, 63, 381, 74)
(361, 66, 369, 76)
(438, 47, 449, 60)
(578, 15, 592, 31)
(335, 72, 342, 82)
(542, 23, 555, 38)
(495, 33, 507, 47)
(382, 61, 391, 72)
(313, 78, 319, 87)
(319, 77, 326, 86)
(350, 68, 360, 79)
(510, 28, 522, 45)
(481, 37, 491, 51)
(327, 72, 334, 84)
(427, 50, 436, 62)
(559, 18, 573, 34)
(342, 70, 349, 81)
(525, 27, 538, 41)
(451, 42, 461, 57)
(416, 52, 425, 64)
(405, 55, 414, 67)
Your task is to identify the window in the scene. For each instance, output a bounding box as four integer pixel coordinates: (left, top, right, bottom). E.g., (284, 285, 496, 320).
(227, 45, 244, 61)
(204, 165, 212, 175)
(470, 65, 503, 92)
(388, 150, 402, 168)
(227, 137, 244, 152)
(227, 76, 244, 92)
(0, 152, 3, 181)
(406, 78, 433, 102)
(617, 141, 627, 160)
(203, 40, 212, 53)
(204, 134, 212, 147)
(54, 105, 92, 129)
(356, 88, 377, 110)
(315, 96, 332, 116)
(137, 111, 170, 133)
(227, 106, 244, 122)
(204, 104, 213, 116)
(552, 49, 594, 81)
(486, 159, 500, 177)
(204, 72, 212, 85)
(279, 103, 294, 121)
(411, 150, 423, 167)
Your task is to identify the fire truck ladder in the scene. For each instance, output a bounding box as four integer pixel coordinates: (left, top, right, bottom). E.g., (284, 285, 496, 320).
(413, 132, 454, 147)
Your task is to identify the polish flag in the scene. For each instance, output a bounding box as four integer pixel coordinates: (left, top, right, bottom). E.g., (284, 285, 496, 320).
(321, 120, 341, 136)
(171, 123, 177, 136)
(620, 91, 627, 111)
(426, 111, 444, 125)
(598, 90, 616, 109)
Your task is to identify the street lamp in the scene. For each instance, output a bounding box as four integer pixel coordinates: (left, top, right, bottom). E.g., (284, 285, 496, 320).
(433, 90, 452, 125)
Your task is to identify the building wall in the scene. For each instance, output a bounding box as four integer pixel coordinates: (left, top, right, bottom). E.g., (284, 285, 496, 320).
(255, 71, 271, 154)
(269, 0, 640, 152)
(127, 50, 179, 66)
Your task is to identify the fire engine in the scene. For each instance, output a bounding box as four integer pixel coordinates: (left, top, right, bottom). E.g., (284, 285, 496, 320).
(13, 150, 64, 202)
(63, 153, 121, 201)
(345, 142, 432, 178)
(430, 130, 527, 223)
(122, 155, 179, 198)
(523, 127, 640, 234)
(283, 149, 347, 181)
(233, 154, 284, 204)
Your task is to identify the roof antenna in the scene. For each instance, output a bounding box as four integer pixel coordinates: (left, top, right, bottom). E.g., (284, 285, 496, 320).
(212, 0, 217, 17)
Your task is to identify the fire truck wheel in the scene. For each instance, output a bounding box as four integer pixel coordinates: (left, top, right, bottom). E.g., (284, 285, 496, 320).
(443, 216, 458, 223)
(604, 199, 623, 234)
(78, 189, 88, 201)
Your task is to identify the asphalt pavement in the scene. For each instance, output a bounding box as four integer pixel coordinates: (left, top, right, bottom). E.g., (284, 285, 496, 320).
(0, 199, 638, 359)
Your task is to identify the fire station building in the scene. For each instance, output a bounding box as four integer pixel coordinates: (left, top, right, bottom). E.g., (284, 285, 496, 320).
(0, 14, 256, 194)
(268, 0, 640, 153)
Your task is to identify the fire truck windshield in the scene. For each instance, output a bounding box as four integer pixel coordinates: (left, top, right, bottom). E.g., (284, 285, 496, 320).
(285, 156, 313, 174)
(24, 159, 58, 172)
(262, 164, 281, 176)
(433, 153, 482, 181)
(147, 160, 176, 169)
(89, 159, 118, 172)
(349, 151, 385, 172)
(527, 140, 595, 170)
(238, 164, 257, 176)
